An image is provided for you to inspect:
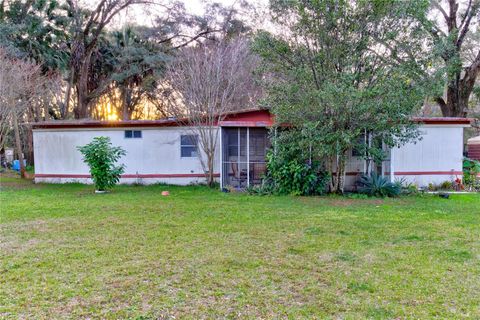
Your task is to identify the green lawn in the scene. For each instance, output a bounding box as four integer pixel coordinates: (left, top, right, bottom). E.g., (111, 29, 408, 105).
(1, 174, 479, 319)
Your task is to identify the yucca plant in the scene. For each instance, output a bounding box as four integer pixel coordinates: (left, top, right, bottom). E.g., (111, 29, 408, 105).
(357, 173, 401, 197)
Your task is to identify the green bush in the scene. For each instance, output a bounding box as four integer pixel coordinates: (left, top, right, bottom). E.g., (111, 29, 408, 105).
(439, 180, 454, 190)
(357, 173, 401, 197)
(394, 177, 419, 195)
(77, 137, 126, 191)
(246, 178, 275, 195)
(463, 157, 480, 191)
(263, 152, 330, 196)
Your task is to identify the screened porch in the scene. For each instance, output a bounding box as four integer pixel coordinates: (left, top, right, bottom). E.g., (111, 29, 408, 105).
(221, 127, 270, 189)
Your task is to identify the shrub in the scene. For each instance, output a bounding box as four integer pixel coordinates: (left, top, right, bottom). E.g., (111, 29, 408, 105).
(246, 178, 275, 195)
(77, 137, 126, 191)
(463, 157, 480, 191)
(357, 173, 401, 197)
(439, 180, 454, 190)
(394, 177, 419, 195)
(262, 152, 330, 196)
(427, 182, 437, 191)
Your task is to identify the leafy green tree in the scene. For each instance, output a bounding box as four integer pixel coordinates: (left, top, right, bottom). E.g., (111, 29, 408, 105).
(254, 0, 428, 193)
(0, 0, 69, 71)
(77, 137, 126, 191)
(421, 0, 480, 117)
(108, 26, 169, 120)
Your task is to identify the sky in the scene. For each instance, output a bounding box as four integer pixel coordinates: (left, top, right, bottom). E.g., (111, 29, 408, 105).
(108, 0, 269, 29)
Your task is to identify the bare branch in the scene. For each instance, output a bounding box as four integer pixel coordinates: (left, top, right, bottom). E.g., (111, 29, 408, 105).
(432, 0, 450, 23)
(457, 0, 479, 48)
(164, 38, 261, 185)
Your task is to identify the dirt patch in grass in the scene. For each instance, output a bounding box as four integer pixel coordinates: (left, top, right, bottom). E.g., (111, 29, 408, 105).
(0, 171, 35, 190)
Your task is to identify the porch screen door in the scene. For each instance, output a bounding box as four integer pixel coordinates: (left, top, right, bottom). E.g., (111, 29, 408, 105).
(221, 127, 269, 189)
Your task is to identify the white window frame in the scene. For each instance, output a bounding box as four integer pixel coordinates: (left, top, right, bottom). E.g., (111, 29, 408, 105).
(180, 134, 199, 158)
(124, 130, 142, 139)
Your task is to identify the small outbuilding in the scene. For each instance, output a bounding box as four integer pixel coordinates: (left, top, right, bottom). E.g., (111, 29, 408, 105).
(32, 109, 472, 189)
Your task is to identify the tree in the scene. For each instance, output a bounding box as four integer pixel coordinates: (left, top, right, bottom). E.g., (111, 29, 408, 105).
(0, 0, 69, 71)
(2, 0, 260, 121)
(0, 0, 80, 125)
(0, 49, 46, 178)
(254, 0, 427, 193)
(64, 0, 151, 119)
(426, 0, 480, 117)
(77, 137, 126, 192)
(108, 26, 168, 120)
(165, 38, 260, 186)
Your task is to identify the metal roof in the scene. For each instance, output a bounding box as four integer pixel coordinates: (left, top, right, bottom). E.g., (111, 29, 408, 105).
(31, 109, 472, 129)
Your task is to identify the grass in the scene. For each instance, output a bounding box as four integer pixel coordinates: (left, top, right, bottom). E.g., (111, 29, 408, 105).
(1, 173, 479, 319)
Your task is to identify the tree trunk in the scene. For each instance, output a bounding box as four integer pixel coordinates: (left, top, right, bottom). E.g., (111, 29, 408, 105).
(438, 77, 475, 117)
(337, 156, 346, 194)
(74, 55, 93, 119)
(445, 82, 464, 117)
(328, 155, 341, 193)
(12, 112, 26, 178)
(25, 127, 34, 166)
(24, 109, 35, 165)
(328, 152, 347, 194)
(121, 86, 133, 120)
(62, 66, 75, 119)
(75, 80, 90, 119)
(207, 150, 215, 187)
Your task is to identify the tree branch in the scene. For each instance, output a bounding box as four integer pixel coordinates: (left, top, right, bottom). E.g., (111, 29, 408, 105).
(457, 0, 479, 48)
(172, 29, 223, 49)
(432, 0, 449, 23)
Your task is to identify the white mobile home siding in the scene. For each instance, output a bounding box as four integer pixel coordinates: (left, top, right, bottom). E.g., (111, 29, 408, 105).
(33, 127, 220, 185)
(32, 112, 469, 189)
(391, 125, 465, 186)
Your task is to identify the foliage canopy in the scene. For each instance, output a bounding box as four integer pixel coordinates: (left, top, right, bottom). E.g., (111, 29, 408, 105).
(253, 0, 430, 192)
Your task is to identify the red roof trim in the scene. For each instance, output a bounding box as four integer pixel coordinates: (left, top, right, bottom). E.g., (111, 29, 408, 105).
(31, 108, 271, 129)
(218, 121, 274, 127)
(412, 117, 472, 125)
(31, 110, 471, 129)
(31, 119, 181, 129)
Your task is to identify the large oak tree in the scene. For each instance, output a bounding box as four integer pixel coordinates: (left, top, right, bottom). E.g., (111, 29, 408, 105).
(428, 0, 480, 117)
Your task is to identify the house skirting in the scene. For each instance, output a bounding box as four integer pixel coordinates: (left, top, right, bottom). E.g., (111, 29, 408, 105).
(34, 173, 220, 186)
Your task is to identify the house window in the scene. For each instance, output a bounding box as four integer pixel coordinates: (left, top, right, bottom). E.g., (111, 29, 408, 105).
(181, 135, 198, 157)
(125, 130, 142, 139)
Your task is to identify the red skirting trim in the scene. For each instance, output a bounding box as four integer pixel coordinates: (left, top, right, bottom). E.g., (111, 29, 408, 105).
(331, 172, 364, 176)
(392, 171, 463, 176)
(35, 173, 220, 178)
(335, 171, 464, 176)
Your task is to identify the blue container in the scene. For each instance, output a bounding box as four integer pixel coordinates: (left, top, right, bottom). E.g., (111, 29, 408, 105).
(12, 160, 26, 171)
